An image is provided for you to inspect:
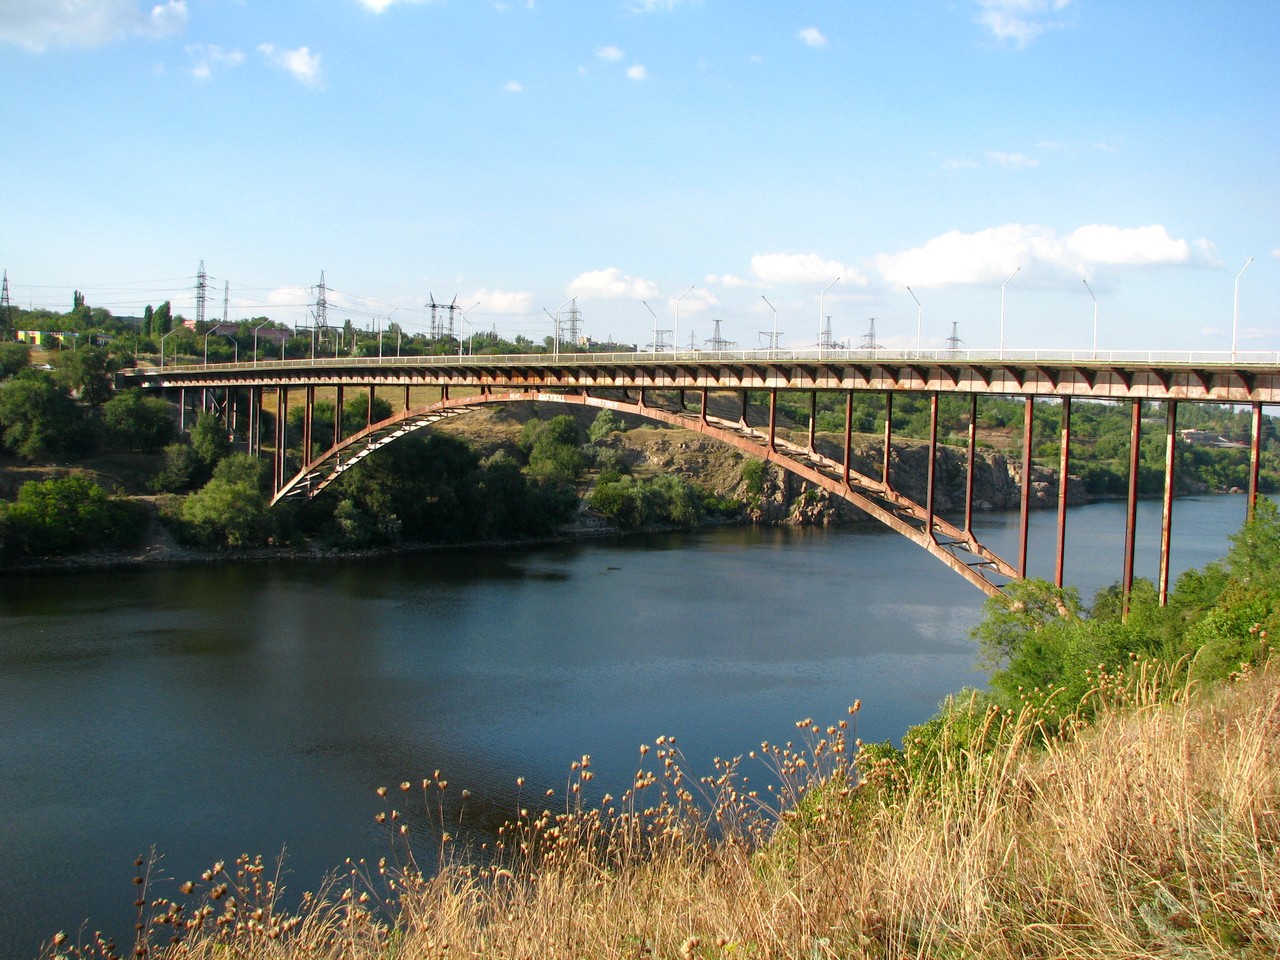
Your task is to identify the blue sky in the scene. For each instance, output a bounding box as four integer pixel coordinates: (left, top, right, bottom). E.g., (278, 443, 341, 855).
(1, 0, 1277, 355)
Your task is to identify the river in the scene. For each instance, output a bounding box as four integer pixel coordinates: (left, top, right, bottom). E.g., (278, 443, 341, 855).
(0, 495, 1254, 957)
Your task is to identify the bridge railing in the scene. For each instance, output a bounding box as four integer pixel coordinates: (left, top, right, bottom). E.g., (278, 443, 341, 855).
(132, 347, 1280, 374)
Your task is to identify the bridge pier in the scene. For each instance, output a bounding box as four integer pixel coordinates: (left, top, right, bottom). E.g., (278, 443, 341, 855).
(1159, 401, 1179, 605)
(842, 392, 853, 489)
(1122, 400, 1142, 618)
(1055, 397, 1072, 589)
(767, 389, 778, 452)
(335, 385, 345, 448)
(1249, 402, 1264, 520)
(965, 394, 978, 538)
(882, 393, 893, 490)
(925, 393, 939, 538)
(1018, 396, 1034, 578)
(303, 386, 315, 464)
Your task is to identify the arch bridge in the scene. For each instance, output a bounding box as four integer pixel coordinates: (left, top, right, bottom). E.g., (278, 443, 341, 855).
(122, 349, 1280, 607)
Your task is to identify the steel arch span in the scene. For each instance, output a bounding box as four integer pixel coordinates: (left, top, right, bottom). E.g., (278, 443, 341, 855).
(272, 389, 1019, 596)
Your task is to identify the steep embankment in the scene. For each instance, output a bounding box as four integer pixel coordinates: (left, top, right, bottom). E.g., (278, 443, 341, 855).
(436, 403, 1086, 526)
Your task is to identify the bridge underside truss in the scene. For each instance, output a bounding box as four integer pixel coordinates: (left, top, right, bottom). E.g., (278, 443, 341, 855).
(270, 387, 1022, 596)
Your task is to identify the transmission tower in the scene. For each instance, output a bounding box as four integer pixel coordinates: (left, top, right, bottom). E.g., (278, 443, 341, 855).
(946, 321, 964, 354)
(1, 270, 11, 338)
(222, 281, 229, 325)
(706, 319, 736, 351)
(314, 271, 329, 329)
(564, 298, 582, 343)
(195, 260, 209, 327)
(818, 315, 838, 351)
(859, 318, 882, 351)
(425, 293, 460, 339)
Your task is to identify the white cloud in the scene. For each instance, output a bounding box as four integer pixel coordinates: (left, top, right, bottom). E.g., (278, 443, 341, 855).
(1066, 224, 1190, 266)
(874, 222, 1193, 288)
(187, 44, 244, 80)
(504, 80, 524, 93)
(468, 289, 534, 314)
(355, 0, 433, 12)
(668, 288, 719, 317)
(750, 253, 865, 287)
(974, 0, 1074, 49)
(266, 286, 311, 307)
(798, 26, 827, 48)
(0, 0, 187, 51)
(567, 268, 659, 300)
(596, 44, 624, 61)
(985, 150, 1038, 169)
(626, 63, 648, 81)
(259, 43, 325, 89)
(631, 0, 702, 11)
(706, 273, 747, 288)
(1271, 248, 1280, 261)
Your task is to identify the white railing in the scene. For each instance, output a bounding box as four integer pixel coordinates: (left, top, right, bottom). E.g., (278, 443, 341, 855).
(130, 347, 1280, 376)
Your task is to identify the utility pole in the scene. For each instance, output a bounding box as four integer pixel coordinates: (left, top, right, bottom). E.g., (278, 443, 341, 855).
(195, 260, 208, 328)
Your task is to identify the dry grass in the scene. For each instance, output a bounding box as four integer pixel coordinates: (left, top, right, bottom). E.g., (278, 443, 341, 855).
(48, 666, 1280, 960)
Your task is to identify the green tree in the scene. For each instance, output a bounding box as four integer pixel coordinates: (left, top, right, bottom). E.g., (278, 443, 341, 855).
(0, 342, 30, 379)
(0, 371, 93, 459)
(102, 389, 176, 451)
(0, 475, 145, 558)
(53, 344, 118, 406)
(189, 412, 230, 471)
(180, 478, 273, 548)
(588, 409, 624, 442)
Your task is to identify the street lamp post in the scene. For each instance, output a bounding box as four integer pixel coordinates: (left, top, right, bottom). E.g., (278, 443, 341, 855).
(643, 301, 659, 356)
(1000, 266, 1020, 358)
(459, 303, 478, 357)
(907, 286, 922, 354)
(760, 295, 778, 356)
(819, 277, 840, 356)
(203, 330, 214, 364)
(252, 320, 272, 365)
(1083, 278, 1098, 358)
(160, 327, 178, 368)
(222, 334, 238, 364)
(674, 285, 694, 356)
(1233, 256, 1254, 360)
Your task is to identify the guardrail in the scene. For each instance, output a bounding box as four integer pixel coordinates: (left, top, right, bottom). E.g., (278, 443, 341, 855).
(129, 347, 1280, 375)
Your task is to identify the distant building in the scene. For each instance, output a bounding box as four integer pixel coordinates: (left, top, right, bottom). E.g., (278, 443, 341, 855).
(181, 320, 289, 345)
(16, 330, 79, 347)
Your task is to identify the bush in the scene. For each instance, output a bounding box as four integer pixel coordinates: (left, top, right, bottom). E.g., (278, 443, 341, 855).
(0, 475, 146, 558)
(179, 478, 273, 548)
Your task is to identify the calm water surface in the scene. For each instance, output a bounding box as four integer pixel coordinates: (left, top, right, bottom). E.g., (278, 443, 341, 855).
(0, 495, 1252, 956)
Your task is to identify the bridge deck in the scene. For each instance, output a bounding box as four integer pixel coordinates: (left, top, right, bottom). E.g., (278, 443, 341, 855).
(121, 352, 1280, 405)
